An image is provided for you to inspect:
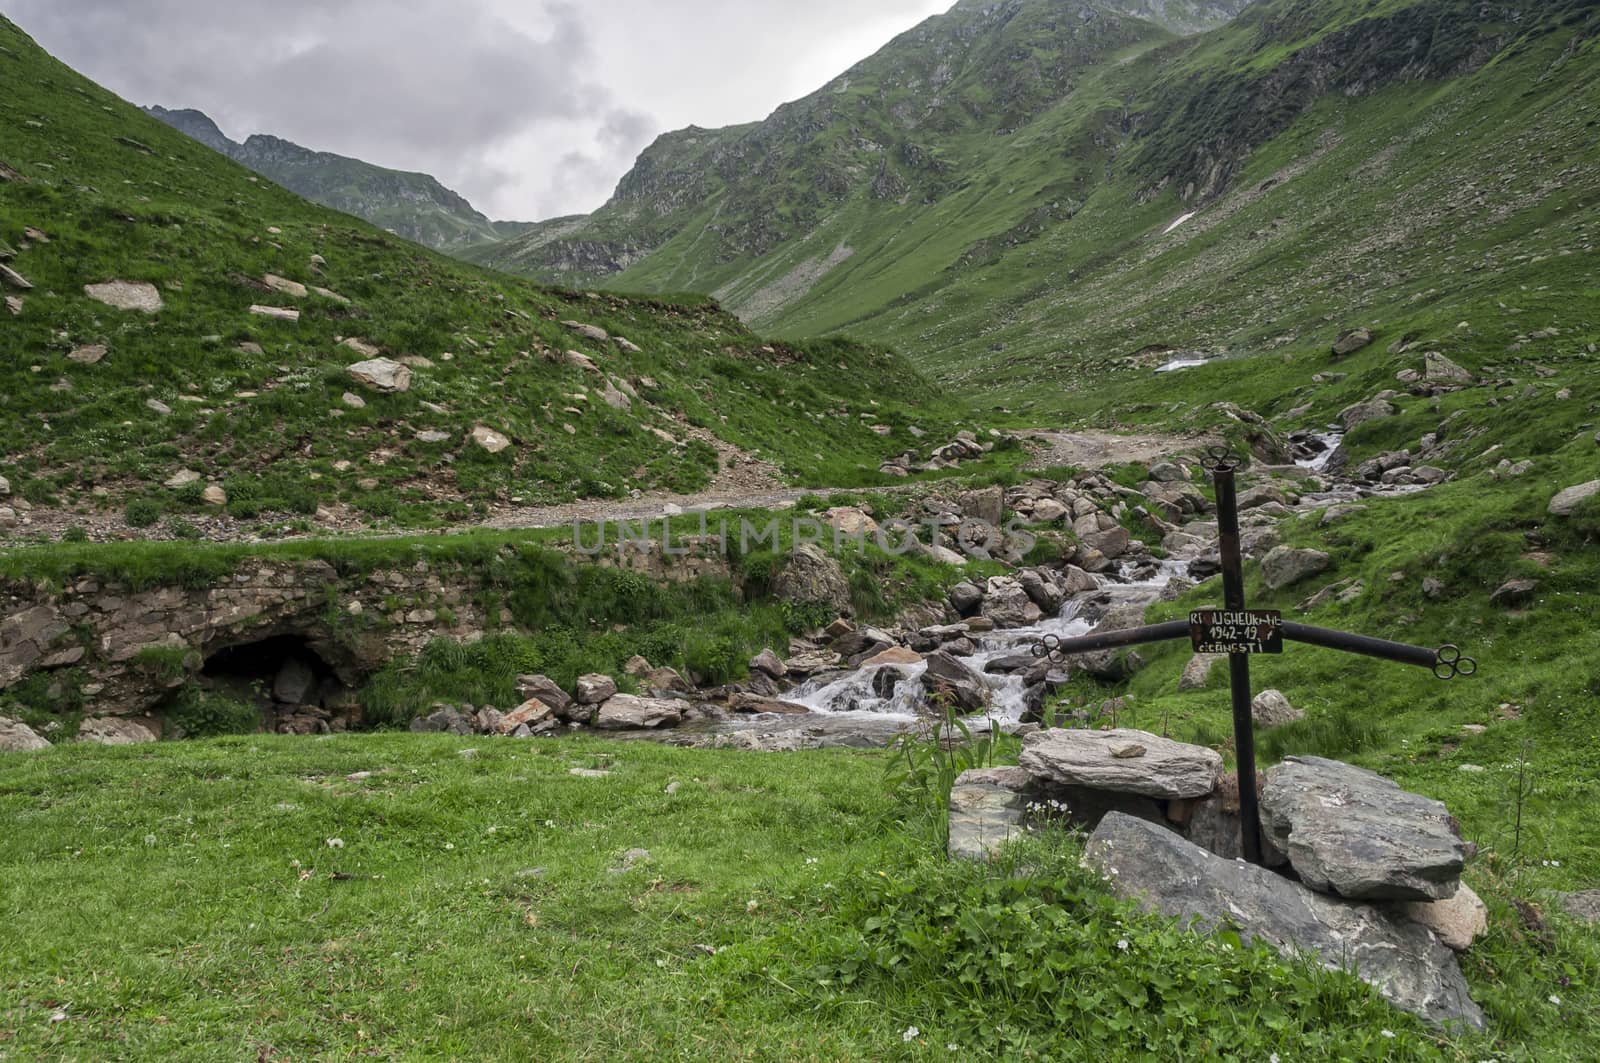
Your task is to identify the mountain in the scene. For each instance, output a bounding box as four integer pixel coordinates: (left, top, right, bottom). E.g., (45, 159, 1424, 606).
(143, 105, 534, 252)
(0, 16, 977, 530)
(470, 0, 1600, 417)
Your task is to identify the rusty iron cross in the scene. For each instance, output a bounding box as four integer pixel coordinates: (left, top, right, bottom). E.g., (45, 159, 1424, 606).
(1032, 446, 1477, 866)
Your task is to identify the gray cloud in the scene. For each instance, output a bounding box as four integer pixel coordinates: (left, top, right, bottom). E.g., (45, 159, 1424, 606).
(7, 0, 949, 219)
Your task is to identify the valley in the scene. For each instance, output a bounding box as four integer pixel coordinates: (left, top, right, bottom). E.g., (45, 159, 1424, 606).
(3, 1, 1600, 1059)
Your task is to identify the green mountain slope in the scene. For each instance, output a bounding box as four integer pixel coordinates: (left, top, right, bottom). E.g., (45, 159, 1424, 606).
(143, 105, 533, 253)
(0, 17, 979, 532)
(471, 0, 1599, 422)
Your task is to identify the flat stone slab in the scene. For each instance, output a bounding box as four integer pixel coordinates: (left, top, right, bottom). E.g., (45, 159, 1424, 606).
(1261, 756, 1465, 901)
(1019, 727, 1221, 800)
(948, 766, 1032, 861)
(1085, 813, 1485, 1031)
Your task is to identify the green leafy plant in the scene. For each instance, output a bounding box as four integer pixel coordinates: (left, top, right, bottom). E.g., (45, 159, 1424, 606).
(883, 691, 1004, 853)
(164, 687, 261, 738)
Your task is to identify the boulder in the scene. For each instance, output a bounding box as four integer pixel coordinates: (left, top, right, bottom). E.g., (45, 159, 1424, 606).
(862, 646, 922, 668)
(1080, 525, 1131, 561)
(980, 576, 1040, 628)
(957, 485, 1004, 525)
(1489, 578, 1538, 609)
(574, 674, 618, 705)
(594, 694, 685, 730)
(728, 693, 810, 715)
(622, 655, 653, 678)
(563, 320, 609, 343)
(84, 280, 162, 313)
(1397, 883, 1488, 952)
(1250, 689, 1304, 728)
(77, 717, 158, 745)
(1073, 603, 1150, 681)
(1339, 399, 1397, 431)
(922, 650, 988, 713)
(497, 699, 560, 734)
(822, 506, 878, 537)
(1236, 485, 1288, 511)
(249, 304, 299, 322)
(1331, 328, 1374, 356)
(471, 425, 511, 453)
(410, 706, 474, 735)
(773, 544, 851, 616)
(947, 580, 983, 616)
(68, 343, 107, 365)
(1548, 480, 1600, 517)
(0, 716, 50, 751)
(1017, 569, 1064, 614)
(1423, 352, 1472, 384)
(948, 767, 1031, 861)
(1019, 728, 1221, 800)
(347, 357, 412, 394)
(1261, 756, 1466, 901)
(643, 666, 692, 696)
(748, 648, 786, 679)
(515, 674, 573, 717)
(1085, 814, 1485, 1031)
(1178, 653, 1223, 692)
(1260, 546, 1331, 590)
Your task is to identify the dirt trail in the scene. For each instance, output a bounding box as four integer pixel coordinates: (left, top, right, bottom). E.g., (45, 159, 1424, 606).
(1, 430, 1205, 545)
(1020, 429, 1220, 471)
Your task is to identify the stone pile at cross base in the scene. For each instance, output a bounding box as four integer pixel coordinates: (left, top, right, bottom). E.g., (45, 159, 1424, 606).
(950, 730, 1487, 1031)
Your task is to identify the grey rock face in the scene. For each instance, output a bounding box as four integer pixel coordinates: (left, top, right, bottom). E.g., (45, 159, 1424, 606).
(1019, 727, 1221, 800)
(1085, 813, 1484, 1031)
(1553, 890, 1600, 923)
(1261, 756, 1465, 901)
(1260, 546, 1331, 590)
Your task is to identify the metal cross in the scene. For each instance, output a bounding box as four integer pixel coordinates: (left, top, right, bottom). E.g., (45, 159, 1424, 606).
(1032, 446, 1477, 865)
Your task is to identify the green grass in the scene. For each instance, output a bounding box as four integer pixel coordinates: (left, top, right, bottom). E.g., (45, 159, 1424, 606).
(8, 733, 1591, 1061)
(0, 14, 996, 529)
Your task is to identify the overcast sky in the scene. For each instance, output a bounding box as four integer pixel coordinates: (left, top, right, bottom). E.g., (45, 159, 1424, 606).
(9, 0, 952, 221)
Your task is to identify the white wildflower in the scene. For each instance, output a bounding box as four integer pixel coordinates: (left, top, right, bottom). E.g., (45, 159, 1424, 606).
(746, 899, 758, 912)
(1116, 939, 1129, 951)
(1550, 994, 1562, 1006)
(1381, 1029, 1395, 1038)
(902, 1025, 919, 1042)
(325, 837, 344, 849)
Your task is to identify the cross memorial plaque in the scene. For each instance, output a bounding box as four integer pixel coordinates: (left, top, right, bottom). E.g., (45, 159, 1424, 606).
(1032, 446, 1476, 865)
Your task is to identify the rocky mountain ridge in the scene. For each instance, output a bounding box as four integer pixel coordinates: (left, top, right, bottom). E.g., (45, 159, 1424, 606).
(143, 105, 532, 252)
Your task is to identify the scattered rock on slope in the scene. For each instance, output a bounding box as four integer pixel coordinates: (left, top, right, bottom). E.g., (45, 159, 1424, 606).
(1548, 480, 1600, 517)
(347, 357, 412, 393)
(84, 280, 161, 312)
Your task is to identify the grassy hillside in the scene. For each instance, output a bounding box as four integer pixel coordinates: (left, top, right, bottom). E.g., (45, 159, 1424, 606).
(0, 16, 988, 533)
(145, 106, 535, 253)
(471, 0, 1598, 429)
